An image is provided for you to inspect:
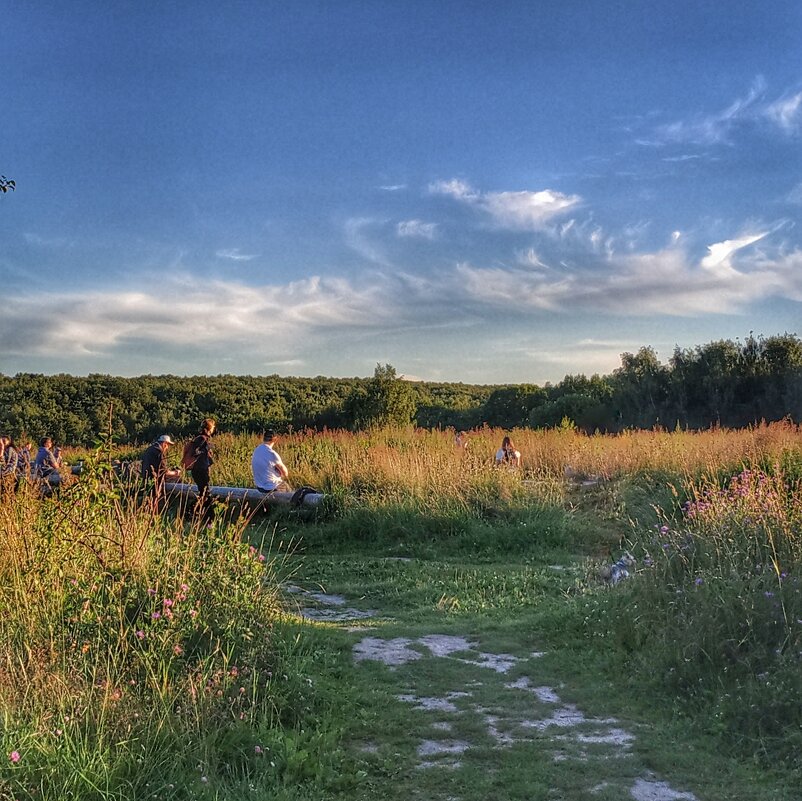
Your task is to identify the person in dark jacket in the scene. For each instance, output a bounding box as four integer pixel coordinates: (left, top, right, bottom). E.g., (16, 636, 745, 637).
(190, 419, 216, 526)
(141, 434, 177, 513)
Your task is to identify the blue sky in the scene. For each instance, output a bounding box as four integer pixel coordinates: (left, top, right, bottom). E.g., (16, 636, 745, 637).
(2, 1, 801, 383)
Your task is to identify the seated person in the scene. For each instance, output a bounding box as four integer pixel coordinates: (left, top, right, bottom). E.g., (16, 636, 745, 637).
(251, 429, 292, 492)
(494, 436, 521, 468)
(141, 434, 179, 511)
(34, 437, 62, 485)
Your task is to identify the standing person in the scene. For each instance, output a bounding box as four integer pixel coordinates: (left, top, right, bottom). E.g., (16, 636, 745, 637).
(189, 419, 216, 526)
(34, 436, 62, 487)
(140, 434, 177, 513)
(494, 436, 521, 467)
(251, 429, 292, 493)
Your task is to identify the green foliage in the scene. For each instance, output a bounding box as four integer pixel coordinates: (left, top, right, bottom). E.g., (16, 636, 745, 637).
(2, 333, 802, 445)
(586, 466, 802, 768)
(345, 364, 416, 430)
(0, 453, 353, 800)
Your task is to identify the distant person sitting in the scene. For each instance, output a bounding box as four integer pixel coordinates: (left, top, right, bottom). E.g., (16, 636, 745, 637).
(34, 436, 62, 487)
(141, 434, 178, 512)
(495, 436, 521, 468)
(0, 436, 17, 494)
(252, 429, 292, 493)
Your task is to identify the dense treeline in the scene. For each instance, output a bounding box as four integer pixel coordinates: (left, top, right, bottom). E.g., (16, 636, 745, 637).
(1, 333, 801, 445)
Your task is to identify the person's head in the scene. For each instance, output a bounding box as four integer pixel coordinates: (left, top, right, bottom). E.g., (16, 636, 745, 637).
(200, 419, 216, 435)
(40, 436, 52, 449)
(501, 436, 512, 449)
(156, 434, 175, 451)
(263, 429, 277, 444)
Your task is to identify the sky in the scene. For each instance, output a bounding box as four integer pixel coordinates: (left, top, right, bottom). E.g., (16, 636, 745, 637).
(2, 1, 801, 384)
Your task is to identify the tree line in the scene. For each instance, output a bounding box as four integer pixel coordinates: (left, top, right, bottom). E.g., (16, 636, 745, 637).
(1, 333, 800, 445)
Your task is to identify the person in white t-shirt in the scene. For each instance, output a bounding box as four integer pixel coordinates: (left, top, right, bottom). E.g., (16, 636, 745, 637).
(251, 429, 292, 492)
(494, 436, 521, 468)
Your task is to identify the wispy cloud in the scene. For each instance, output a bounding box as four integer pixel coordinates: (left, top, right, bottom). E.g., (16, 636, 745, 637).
(396, 219, 438, 239)
(344, 217, 391, 266)
(216, 248, 260, 261)
(429, 179, 581, 230)
(3, 222, 799, 374)
(642, 79, 802, 147)
(379, 184, 407, 192)
(765, 90, 802, 132)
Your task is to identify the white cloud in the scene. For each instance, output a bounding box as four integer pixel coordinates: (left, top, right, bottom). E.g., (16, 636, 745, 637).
(765, 91, 802, 132)
(452, 230, 800, 317)
(700, 232, 768, 277)
(216, 248, 259, 261)
(4, 225, 801, 374)
(645, 79, 802, 147)
(428, 178, 478, 201)
(379, 184, 407, 192)
(396, 219, 438, 239)
(430, 178, 580, 230)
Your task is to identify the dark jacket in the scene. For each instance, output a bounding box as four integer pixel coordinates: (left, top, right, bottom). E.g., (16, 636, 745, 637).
(190, 433, 213, 471)
(141, 442, 167, 483)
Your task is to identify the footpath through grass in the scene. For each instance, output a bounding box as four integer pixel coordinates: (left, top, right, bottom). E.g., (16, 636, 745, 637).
(282, 553, 794, 800)
(271, 469, 801, 801)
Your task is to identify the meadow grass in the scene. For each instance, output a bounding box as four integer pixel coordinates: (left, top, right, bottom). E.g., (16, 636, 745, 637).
(0, 455, 357, 801)
(5, 421, 802, 797)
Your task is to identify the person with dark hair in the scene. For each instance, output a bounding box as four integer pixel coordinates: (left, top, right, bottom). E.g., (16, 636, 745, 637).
(494, 436, 521, 468)
(141, 434, 178, 513)
(34, 436, 62, 487)
(189, 419, 216, 526)
(251, 429, 292, 493)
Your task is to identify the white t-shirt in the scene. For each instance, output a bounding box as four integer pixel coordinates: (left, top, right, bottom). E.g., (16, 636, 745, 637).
(495, 447, 521, 465)
(251, 443, 287, 490)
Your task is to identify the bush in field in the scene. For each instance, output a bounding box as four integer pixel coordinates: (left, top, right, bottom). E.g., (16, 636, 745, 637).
(602, 466, 802, 767)
(0, 452, 348, 800)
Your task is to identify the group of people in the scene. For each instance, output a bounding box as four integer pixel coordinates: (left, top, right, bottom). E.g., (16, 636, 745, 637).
(0, 435, 64, 493)
(140, 420, 292, 521)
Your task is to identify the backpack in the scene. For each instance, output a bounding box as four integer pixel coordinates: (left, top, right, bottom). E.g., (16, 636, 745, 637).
(181, 440, 197, 470)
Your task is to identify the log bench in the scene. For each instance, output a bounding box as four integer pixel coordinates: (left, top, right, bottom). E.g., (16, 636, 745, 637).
(163, 481, 324, 509)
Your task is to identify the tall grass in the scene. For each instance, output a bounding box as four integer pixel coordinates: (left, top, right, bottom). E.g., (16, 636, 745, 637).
(584, 463, 802, 767)
(0, 453, 348, 800)
(38, 421, 802, 773)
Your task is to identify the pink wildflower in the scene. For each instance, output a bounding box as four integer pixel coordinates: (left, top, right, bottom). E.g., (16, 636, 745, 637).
(9, 751, 20, 763)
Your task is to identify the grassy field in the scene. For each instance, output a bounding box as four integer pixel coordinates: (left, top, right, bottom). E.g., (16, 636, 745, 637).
(2, 423, 801, 799)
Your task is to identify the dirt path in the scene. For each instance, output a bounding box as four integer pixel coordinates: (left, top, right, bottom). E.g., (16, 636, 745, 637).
(288, 583, 701, 801)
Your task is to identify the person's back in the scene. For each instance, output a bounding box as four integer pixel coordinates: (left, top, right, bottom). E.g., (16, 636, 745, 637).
(252, 430, 291, 492)
(141, 441, 165, 482)
(35, 439, 57, 477)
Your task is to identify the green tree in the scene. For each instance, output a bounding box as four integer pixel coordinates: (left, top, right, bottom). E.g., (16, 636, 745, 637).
(345, 364, 415, 429)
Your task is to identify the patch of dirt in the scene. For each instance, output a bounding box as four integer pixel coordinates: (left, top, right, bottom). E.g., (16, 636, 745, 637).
(630, 778, 698, 801)
(346, 600, 697, 798)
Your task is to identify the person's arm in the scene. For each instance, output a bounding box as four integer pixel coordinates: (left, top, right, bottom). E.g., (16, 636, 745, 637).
(275, 456, 289, 480)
